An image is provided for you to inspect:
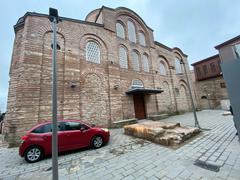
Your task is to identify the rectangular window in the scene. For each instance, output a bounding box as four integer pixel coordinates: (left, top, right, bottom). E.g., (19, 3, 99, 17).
(210, 63, 216, 73)
(203, 65, 208, 75)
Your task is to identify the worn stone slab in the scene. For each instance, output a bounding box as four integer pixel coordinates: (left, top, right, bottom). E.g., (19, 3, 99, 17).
(111, 119, 137, 128)
(124, 121, 200, 146)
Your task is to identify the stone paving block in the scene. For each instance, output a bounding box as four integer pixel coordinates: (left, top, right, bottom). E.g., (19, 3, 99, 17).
(228, 169, 240, 179)
(143, 169, 157, 178)
(215, 159, 225, 166)
(199, 156, 208, 161)
(132, 169, 146, 178)
(227, 176, 239, 180)
(143, 164, 156, 171)
(148, 176, 159, 180)
(208, 156, 218, 161)
(122, 175, 135, 180)
(179, 169, 192, 179)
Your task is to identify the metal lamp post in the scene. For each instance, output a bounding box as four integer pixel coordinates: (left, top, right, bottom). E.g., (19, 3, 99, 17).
(180, 60, 201, 129)
(49, 8, 59, 180)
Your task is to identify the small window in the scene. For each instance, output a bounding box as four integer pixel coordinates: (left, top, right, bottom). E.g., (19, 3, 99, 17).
(142, 54, 149, 72)
(116, 23, 125, 39)
(127, 21, 136, 43)
(203, 65, 208, 75)
(86, 41, 100, 64)
(220, 82, 226, 88)
(210, 63, 216, 73)
(175, 58, 183, 74)
(159, 62, 167, 75)
(234, 43, 240, 59)
(131, 51, 140, 71)
(139, 32, 146, 46)
(119, 47, 128, 69)
(132, 79, 144, 88)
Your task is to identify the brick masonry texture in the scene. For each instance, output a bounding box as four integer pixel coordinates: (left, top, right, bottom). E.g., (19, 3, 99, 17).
(4, 6, 195, 146)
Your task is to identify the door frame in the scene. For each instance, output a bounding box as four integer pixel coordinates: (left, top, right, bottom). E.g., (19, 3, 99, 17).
(133, 94, 147, 119)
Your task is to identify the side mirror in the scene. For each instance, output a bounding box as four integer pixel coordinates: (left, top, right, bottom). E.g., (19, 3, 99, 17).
(80, 127, 86, 131)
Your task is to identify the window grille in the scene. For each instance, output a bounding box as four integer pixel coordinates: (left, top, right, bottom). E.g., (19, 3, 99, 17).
(142, 54, 149, 72)
(139, 32, 146, 46)
(116, 23, 125, 39)
(128, 21, 136, 43)
(131, 51, 140, 71)
(86, 41, 100, 64)
(175, 58, 183, 74)
(132, 79, 144, 88)
(119, 47, 128, 69)
(159, 62, 167, 75)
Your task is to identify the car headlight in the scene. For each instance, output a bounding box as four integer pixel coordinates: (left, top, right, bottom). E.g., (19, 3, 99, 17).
(101, 128, 109, 132)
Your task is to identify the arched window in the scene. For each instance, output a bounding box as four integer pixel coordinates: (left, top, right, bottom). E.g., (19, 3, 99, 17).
(127, 21, 136, 43)
(132, 79, 144, 88)
(159, 61, 167, 75)
(116, 22, 125, 39)
(86, 41, 100, 64)
(119, 46, 128, 69)
(175, 58, 183, 74)
(139, 32, 146, 46)
(142, 54, 149, 72)
(131, 51, 140, 71)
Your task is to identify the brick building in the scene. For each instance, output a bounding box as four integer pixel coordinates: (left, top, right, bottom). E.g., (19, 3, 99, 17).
(4, 6, 194, 145)
(192, 55, 229, 109)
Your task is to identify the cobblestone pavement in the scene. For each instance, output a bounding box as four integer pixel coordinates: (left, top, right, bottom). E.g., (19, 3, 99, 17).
(0, 110, 240, 180)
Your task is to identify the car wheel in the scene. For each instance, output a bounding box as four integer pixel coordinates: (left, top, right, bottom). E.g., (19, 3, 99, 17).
(91, 136, 103, 149)
(24, 146, 43, 163)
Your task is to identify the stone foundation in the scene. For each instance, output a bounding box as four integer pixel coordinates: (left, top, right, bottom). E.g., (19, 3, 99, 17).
(124, 121, 200, 146)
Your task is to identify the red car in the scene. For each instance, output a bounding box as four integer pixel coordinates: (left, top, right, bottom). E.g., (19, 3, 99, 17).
(19, 120, 110, 163)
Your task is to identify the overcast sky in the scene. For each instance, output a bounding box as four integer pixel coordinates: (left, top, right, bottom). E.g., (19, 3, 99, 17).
(0, 0, 239, 111)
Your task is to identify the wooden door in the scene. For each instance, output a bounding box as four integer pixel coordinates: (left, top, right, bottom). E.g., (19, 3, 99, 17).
(133, 94, 146, 119)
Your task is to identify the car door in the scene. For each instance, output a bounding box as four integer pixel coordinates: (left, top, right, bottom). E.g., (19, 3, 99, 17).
(40, 123, 67, 154)
(63, 122, 91, 150)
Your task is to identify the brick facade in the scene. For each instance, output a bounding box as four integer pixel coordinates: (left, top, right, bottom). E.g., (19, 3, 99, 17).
(4, 6, 194, 146)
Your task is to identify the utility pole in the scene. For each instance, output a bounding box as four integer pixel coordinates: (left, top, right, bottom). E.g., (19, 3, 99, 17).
(180, 60, 201, 129)
(49, 8, 59, 180)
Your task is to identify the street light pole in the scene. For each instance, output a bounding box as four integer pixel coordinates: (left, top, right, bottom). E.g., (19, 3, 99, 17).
(180, 60, 201, 129)
(49, 8, 59, 180)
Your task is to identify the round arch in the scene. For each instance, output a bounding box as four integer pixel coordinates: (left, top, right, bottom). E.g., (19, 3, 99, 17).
(79, 33, 108, 63)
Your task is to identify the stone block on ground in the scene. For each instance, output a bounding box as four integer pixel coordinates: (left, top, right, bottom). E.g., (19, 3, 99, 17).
(111, 119, 137, 128)
(124, 121, 200, 146)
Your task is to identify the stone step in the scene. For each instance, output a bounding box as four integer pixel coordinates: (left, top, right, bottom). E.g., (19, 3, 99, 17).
(148, 114, 170, 121)
(111, 119, 137, 128)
